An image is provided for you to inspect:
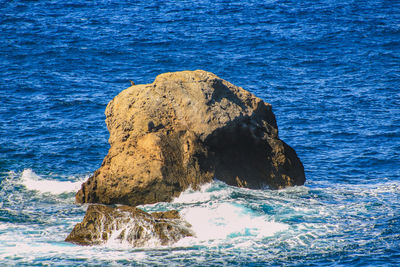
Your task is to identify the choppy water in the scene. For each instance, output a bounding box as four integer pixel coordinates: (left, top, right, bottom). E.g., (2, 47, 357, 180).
(1, 0, 399, 266)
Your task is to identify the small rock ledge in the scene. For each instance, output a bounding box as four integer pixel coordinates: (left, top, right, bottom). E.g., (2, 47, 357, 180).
(65, 205, 193, 246)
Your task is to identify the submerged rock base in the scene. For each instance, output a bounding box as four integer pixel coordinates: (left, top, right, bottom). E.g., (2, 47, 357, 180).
(65, 205, 193, 247)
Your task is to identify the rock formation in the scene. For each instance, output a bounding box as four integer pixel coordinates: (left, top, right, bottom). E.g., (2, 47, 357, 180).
(76, 70, 305, 207)
(65, 204, 193, 246)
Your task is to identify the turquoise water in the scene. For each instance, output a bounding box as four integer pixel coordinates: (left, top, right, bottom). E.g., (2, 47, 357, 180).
(1, 0, 399, 265)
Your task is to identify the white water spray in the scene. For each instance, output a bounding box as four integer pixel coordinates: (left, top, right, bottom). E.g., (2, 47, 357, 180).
(20, 169, 86, 194)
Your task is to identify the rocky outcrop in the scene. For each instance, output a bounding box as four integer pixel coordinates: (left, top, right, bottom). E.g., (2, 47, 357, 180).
(65, 204, 193, 246)
(76, 70, 305, 206)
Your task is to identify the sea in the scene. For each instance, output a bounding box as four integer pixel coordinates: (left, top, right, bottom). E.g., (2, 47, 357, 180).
(0, 0, 399, 266)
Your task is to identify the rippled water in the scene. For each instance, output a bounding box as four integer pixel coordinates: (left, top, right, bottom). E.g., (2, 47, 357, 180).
(1, 0, 399, 266)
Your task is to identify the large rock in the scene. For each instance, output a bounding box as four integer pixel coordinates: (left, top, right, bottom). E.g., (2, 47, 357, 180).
(65, 204, 193, 246)
(76, 70, 305, 206)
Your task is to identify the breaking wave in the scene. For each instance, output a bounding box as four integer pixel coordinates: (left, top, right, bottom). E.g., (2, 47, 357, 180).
(1, 170, 400, 265)
(19, 168, 87, 195)
(172, 182, 289, 245)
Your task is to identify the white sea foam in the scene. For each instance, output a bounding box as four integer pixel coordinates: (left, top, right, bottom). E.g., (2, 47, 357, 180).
(0, 219, 147, 263)
(0, 241, 148, 263)
(3, 176, 398, 265)
(169, 183, 289, 246)
(102, 200, 288, 249)
(20, 169, 86, 195)
(103, 213, 171, 249)
(132, 182, 290, 248)
(172, 181, 231, 204)
(178, 203, 288, 245)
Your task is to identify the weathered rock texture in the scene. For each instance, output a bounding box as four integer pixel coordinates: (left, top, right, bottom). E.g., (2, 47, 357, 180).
(76, 70, 305, 206)
(65, 204, 193, 246)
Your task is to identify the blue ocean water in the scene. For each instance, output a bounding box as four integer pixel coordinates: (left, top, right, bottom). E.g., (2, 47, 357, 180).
(0, 0, 399, 265)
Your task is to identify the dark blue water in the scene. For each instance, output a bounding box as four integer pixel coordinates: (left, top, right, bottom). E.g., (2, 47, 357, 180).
(1, 0, 399, 266)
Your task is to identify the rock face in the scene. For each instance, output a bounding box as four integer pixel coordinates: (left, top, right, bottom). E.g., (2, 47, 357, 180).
(76, 70, 305, 206)
(65, 204, 193, 246)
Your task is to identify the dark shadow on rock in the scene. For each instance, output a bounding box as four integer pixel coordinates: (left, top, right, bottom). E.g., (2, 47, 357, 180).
(203, 103, 305, 189)
(209, 78, 248, 111)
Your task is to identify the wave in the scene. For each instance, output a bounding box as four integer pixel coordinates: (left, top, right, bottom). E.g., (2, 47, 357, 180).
(172, 181, 232, 204)
(19, 168, 86, 195)
(139, 182, 290, 247)
(179, 203, 288, 243)
(95, 181, 290, 248)
(1, 174, 399, 265)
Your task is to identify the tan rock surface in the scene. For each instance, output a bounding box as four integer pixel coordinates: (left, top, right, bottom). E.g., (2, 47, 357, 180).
(76, 70, 305, 206)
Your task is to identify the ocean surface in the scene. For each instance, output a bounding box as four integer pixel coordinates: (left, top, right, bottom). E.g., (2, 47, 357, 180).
(1, 0, 399, 265)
